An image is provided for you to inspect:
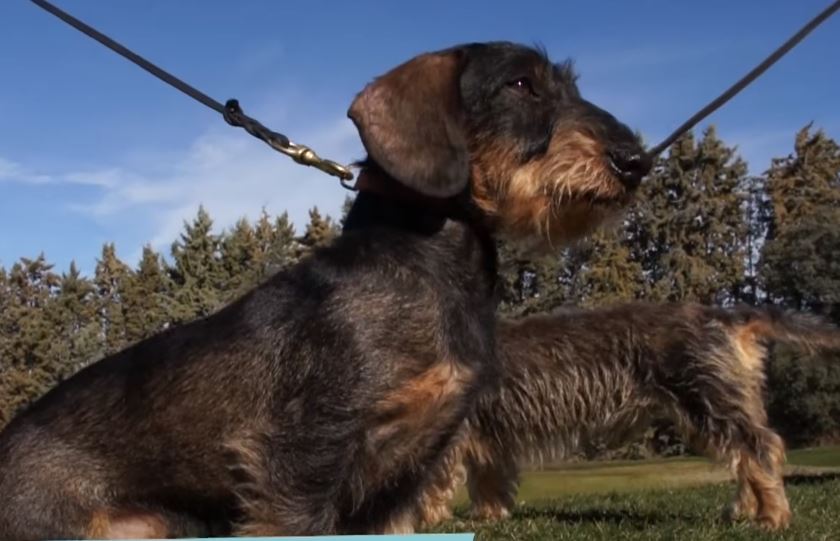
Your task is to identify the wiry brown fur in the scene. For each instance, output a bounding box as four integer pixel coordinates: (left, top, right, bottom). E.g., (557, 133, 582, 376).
(419, 302, 840, 531)
(471, 129, 627, 248)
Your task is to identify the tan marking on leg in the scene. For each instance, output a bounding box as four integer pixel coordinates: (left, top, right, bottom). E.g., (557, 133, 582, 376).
(368, 361, 473, 470)
(86, 510, 112, 539)
(374, 508, 417, 535)
(86, 509, 169, 539)
(361, 361, 474, 532)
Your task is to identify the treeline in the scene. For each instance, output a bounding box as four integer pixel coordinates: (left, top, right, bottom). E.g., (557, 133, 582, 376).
(0, 205, 346, 425)
(1, 124, 839, 449)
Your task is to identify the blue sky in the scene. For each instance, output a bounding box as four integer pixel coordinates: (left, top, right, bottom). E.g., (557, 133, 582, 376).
(1, 0, 838, 274)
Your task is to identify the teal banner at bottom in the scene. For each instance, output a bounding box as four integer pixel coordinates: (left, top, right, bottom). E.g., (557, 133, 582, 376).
(55, 533, 475, 541)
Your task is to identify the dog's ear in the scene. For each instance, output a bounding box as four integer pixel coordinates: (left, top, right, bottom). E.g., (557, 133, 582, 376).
(348, 51, 469, 198)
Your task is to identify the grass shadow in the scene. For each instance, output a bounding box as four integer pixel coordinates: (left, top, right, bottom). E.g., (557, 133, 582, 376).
(514, 506, 698, 527)
(784, 471, 840, 486)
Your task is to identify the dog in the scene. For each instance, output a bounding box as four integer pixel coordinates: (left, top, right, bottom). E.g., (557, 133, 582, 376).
(418, 302, 840, 531)
(0, 42, 649, 539)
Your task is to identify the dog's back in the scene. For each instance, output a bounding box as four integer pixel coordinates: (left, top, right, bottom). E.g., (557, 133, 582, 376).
(471, 302, 840, 461)
(443, 302, 840, 528)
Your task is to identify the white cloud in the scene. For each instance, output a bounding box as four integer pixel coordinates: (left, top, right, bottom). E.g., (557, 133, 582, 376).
(0, 156, 52, 185)
(0, 156, 22, 179)
(2, 114, 363, 263)
(110, 117, 360, 253)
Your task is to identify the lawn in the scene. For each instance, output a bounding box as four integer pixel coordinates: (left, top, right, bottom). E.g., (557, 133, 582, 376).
(428, 447, 840, 540)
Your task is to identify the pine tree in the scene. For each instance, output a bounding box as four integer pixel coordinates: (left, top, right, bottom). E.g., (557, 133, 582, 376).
(249, 209, 299, 280)
(301, 207, 337, 249)
(764, 125, 840, 236)
(573, 230, 644, 307)
(123, 246, 172, 343)
(94, 243, 132, 355)
(169, 206, 224, 322)
(220, 217, 260, 296)
(629, 128, 749, 304)
(496, 239, 569, 316)
(767, 346, 840, 446)
(268, 212, 299, 273)
(49, 261, 100, 374)
(0, 255, 61, 424)
(0, 266, 11, 424)
(0, 266, 9, 360)
(760, 126, 840, 318)
(254, 208, 276, 279)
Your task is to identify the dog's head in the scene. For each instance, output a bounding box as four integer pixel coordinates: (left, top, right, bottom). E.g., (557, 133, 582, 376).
(348, 42, 650, 245)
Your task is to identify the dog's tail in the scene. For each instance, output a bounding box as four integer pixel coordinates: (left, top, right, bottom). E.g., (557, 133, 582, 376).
(735, 305, 840, 354)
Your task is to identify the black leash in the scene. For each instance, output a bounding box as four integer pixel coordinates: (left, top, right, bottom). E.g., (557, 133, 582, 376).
(649, 0, 840, 156)
(30, 0, 355, 186)
(29, 0, 840, 177)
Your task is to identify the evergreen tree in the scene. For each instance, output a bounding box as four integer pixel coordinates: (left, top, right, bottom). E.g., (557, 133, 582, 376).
(49, 261, 100, 374)
(0, 255, 61, 424)
(268, 212, 299, 272)
(573, 229, 644, 307)
(0, 266, 11, 423)
(94, 243, 132, 355)
(764, 125, 840, 236)
(762, 208, 840, 318)
(253, 208, 275, 278)
(220, 217, 260, 296)
(301, 207, 337, 249)
(630, 127, 749, 304)
(169, 206, 224, 322)
(767, 347, 840, 446)
(760, 126, 840, 318)
(0, 266, 9, 361)
(496, 241, 568, 316)
(250, 209, 299, 280)
(123, 246, 172, 343)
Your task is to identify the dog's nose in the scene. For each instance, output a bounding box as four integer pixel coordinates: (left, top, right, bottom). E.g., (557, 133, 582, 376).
(608, 147, 652, 189)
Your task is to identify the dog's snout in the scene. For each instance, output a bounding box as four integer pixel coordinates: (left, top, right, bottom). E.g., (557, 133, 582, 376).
(608, 147, 651, 189)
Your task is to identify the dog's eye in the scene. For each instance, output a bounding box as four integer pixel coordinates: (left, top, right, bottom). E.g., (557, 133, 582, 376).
(507, 77, 536, 96)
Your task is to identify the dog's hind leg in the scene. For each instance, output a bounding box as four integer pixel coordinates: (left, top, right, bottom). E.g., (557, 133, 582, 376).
(465, 443, 519, 521)
(416, 444, 468, 528)
(734, 429, 790, 531)
(722, 454, 759, 522)
(679, 406, 790, 530)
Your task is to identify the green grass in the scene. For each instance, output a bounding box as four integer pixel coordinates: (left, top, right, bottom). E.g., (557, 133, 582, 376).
(787, 446, 840, 468)
(428, 447, 840, 540)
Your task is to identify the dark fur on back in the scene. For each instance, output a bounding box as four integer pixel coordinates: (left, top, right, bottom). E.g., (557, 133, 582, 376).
(419, 302, 840, 531)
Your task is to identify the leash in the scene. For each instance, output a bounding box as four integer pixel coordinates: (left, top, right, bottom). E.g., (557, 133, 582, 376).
(30, 0, 356, 188)
(30, 0, 840, 182)
(649, 0, 840, 156)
